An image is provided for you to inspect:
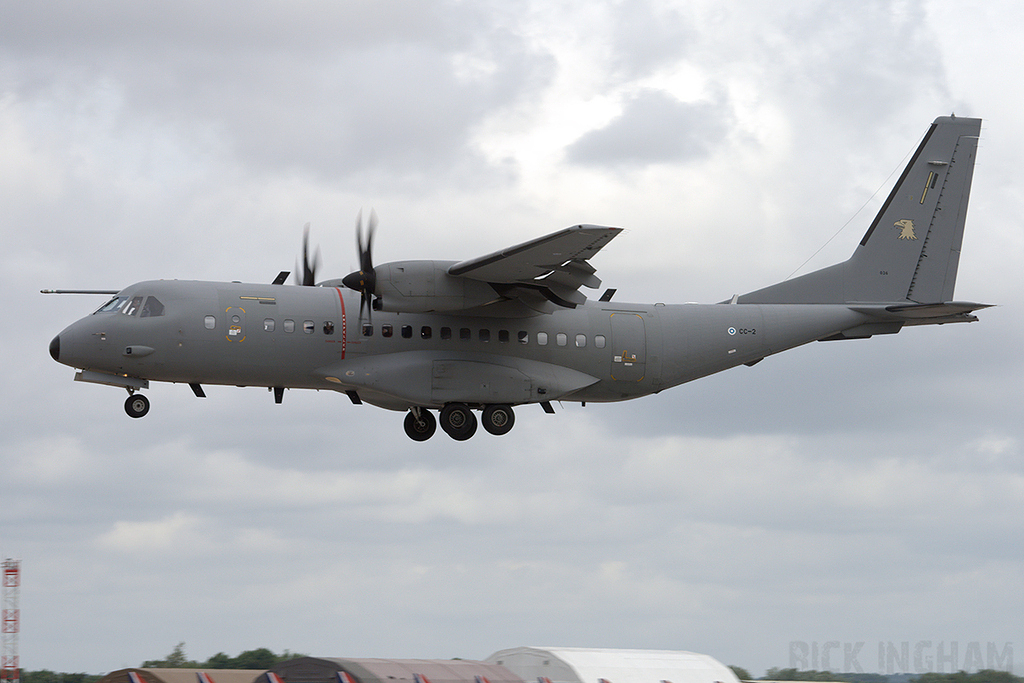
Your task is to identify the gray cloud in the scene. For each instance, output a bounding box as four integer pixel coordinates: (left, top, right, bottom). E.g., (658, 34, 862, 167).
(566, 89, 731, 166)
(2, 0, 550, 183)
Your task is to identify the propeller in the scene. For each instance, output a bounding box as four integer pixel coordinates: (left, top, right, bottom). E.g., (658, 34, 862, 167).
(341, 209, 378, 322)
(296, 222, 321, 286)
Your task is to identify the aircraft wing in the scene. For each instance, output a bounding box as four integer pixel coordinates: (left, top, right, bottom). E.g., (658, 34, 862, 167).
(448, 224, 623, 308)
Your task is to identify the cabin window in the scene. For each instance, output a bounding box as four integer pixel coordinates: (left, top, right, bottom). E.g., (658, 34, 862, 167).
(141, 297, 165, 317)
(323, 321, 335, 335)
(303, 320, 314, 334)
(537, 332, 548, 346)
(479, 329, 490, 342)
(264, 318, 275, 332)
(440, 327, 452, 340)
(382, 324, 393, 338)
(595, 334, 606, 349)
(401, 325, 412, 339)
(518, 331, 528, 345)
(421, 326, 432, 339)
(498, 329, 510, 343)
(284, 319, 295, 333)
(556, 333, 567, 346)
(204, 315, 216, 330)
(362, 323, 373, 337)
(460, 327, 471, 341)
(575, 334, 587, 348)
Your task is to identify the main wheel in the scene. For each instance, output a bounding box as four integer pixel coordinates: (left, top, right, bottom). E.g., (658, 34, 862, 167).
(440, 403, 478, 441)
(481, 404, 515, 435)
(124, 394, 150, 418)
(404, 409, 437, 441)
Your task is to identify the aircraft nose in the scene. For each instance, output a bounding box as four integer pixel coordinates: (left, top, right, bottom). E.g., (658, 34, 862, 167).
(49, 335, 60, 362)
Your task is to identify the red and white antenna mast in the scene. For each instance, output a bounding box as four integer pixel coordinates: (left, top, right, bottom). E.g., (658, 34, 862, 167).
(1, 559, 19, 683)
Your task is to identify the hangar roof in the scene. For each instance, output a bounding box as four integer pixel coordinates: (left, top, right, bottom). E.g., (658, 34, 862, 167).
(96, 669, 266, 683)
(484, 647, 740, 683)
(264, 656, 521, 683)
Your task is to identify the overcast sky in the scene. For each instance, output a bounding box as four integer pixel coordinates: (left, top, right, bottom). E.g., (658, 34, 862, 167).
(2, 0, 1022, 677)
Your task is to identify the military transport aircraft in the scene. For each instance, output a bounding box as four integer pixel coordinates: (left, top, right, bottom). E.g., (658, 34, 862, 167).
(46, 116, 990, 441)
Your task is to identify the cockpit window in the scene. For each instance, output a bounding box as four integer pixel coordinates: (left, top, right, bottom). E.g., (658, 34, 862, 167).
(95, 296, 128, 314)
(95, 295, 166, 317)
(141, 297, 165, 317)
(122, 296, 144, 316)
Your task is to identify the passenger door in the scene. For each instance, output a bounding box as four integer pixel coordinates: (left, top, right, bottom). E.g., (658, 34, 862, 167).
(609, 312, 646, 382)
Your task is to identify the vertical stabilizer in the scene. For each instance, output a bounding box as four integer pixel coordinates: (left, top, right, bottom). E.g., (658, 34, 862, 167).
(739, 116, 981, 305)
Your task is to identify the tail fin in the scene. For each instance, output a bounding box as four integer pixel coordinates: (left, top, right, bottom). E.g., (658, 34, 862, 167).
(739, 116, 981, 305)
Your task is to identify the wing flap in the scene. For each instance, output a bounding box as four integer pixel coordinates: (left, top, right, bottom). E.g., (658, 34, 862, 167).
(448, 224, 622, 308)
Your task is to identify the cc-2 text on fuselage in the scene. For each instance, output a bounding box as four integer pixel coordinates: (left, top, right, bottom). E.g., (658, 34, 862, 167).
(46, 116, 991, 441)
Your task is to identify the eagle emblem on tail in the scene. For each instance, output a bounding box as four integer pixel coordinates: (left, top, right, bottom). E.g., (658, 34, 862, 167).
(894, 219, 918, 240)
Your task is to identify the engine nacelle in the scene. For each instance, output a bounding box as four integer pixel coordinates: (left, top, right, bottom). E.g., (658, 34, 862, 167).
(370, 260, 501, 313)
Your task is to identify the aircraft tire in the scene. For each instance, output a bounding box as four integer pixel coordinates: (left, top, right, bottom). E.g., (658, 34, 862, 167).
(482, 404, 515, 435)
(440, 403, 477, 441)
(124, 394, 150, 418)
(404, 409, 437, 441)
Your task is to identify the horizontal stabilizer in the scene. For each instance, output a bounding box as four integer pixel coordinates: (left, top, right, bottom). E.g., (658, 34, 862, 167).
(850, 300, 993, 326)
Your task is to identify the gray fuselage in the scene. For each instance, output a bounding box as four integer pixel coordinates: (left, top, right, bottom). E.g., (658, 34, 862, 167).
(52, 279, 870, 411)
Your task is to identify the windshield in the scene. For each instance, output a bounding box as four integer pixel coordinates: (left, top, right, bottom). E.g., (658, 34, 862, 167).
(93, 295, 165, 317)
(94, 296, 127, 314)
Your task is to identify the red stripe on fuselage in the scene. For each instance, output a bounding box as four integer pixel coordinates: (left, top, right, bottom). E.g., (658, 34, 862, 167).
(335, 287, 346, 359)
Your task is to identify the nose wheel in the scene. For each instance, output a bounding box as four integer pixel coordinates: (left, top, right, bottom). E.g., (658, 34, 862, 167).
(124, 393, 150, 418)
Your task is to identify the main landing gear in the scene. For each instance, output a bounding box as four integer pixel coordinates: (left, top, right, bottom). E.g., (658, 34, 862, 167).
(124, 393, 150, 418)
(403, 403, 516, 441)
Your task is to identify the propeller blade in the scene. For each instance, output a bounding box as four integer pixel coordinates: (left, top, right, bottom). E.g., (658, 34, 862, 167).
(342, 209, 379, 324)
(299, 222, 321, 286)
(364, 209, 377, 272)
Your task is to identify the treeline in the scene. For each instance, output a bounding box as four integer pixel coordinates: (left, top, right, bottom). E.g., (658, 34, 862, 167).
(915, 674, 1023, 683)
(734, 668, 1024, 683)
(22, 672, 101, 683)
(761, 669, 889, 681)
(141, 643, 304, 669)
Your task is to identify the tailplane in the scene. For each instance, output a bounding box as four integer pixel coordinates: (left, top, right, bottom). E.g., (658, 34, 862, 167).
(739, 116, 983, 307)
